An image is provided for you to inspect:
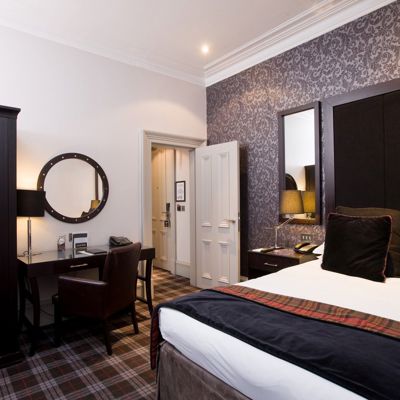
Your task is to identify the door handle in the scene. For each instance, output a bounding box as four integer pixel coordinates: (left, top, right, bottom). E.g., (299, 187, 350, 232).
(226, 219, 236, 223)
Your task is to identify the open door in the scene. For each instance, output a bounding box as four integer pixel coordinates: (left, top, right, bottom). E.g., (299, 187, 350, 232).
(195, 141, 240, 288)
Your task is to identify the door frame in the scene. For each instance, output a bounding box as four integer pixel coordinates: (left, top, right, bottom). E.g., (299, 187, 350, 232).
(139, 130, 206, 285)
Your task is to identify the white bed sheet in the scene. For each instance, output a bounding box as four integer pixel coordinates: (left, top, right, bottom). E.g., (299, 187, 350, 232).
(159, 259, 400, 400)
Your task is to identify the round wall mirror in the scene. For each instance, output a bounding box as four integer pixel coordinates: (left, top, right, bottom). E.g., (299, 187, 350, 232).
(37, 153, 109, 223)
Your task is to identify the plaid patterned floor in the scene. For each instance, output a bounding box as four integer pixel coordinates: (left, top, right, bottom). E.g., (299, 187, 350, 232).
(0, 268, 198, 400)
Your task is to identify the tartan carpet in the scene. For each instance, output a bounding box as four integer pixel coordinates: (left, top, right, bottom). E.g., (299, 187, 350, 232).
(0, 268, 197, 400)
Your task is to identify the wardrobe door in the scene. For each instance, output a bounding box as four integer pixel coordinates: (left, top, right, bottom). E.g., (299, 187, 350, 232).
(384, 90, 400, 210)
(333, 95, 385, 208)
(0, 106, 22, 367)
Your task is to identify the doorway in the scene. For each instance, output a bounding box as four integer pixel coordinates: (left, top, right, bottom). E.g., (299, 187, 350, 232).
(141, 131, 241, 289)
(140, 131, 205, 286)
(151, 146, 192, 278)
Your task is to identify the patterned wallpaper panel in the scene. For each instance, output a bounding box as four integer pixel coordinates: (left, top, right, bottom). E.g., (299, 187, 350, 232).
(207, 2, 400, 273)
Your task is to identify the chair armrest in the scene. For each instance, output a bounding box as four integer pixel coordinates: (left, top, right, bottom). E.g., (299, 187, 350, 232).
(58, 276, 108, 319)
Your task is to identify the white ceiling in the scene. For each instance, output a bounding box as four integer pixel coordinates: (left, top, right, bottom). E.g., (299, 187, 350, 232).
(0, 0, 394, 86)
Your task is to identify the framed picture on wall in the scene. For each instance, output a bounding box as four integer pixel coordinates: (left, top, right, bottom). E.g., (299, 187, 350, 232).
(175, 181, 186, 202)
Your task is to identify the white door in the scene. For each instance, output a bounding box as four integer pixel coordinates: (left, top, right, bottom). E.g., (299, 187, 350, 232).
(195, 141, 240, 288)
(151, 148, 175, 273)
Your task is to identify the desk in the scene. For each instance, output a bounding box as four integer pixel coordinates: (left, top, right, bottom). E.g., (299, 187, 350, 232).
(18, 245, 155, 355)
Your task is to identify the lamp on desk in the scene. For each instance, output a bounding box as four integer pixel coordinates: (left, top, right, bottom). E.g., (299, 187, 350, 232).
(272, 190, 304, 249)
(17, 189, 45, 257)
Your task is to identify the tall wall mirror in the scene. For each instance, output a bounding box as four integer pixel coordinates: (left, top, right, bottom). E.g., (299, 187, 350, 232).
(37, 153, 109, 223)
(278, 101, 321, 224)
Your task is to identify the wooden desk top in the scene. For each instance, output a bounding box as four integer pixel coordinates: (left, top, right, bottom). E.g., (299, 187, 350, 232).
(18, 245, 155, 266)
(18, 245, 155, 279)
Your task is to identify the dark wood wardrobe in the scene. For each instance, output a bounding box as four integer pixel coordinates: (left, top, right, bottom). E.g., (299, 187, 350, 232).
(324, 79, 400, 215)
(0, 105, 22, 367)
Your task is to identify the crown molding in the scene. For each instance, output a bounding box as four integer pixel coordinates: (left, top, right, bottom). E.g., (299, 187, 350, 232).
(0, 19, 205, 87)
(0, 0, 394, 88)
(205, 0, 396, 87)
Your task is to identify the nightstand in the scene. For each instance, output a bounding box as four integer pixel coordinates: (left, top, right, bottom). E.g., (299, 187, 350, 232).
(248, 248, 317, 279)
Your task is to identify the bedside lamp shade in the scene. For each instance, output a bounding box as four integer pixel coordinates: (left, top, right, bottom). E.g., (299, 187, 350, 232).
(272, 190, 304, 250)
(280, 190, 304, 215)
(302, 191, 316, 214)
(90, 199, 101, 210)
(17, 190, 45, 217)
(17, 190, 45, 257)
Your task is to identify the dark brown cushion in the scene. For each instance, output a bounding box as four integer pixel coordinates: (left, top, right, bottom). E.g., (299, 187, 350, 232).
(321, 213, 392, 282)
(336, 206, 400, 277)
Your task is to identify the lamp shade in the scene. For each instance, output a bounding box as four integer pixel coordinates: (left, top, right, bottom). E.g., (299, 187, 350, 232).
(302, 191, 316, 213)
(17, 190, 45, 217)
(90, 199, 101, 210)
(280, 190, 304, 215)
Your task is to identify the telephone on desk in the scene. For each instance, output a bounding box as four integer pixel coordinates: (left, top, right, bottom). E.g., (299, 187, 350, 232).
(293, 242, 319, 254)
(109, 236, 132, 247)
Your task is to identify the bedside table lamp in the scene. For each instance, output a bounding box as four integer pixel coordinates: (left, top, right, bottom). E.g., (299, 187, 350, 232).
(17, 189, 45, 257)
(272, 190, 304, 249)
(302, 191, 316, 218)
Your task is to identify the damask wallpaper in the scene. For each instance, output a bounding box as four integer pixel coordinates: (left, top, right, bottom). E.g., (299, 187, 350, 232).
(207, 1, 400, 273)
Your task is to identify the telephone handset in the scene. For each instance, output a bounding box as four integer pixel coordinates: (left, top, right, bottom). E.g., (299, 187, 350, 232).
(294, 242, 319, 254)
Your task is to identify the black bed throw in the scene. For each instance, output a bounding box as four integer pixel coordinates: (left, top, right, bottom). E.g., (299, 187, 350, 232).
(151, 290, 400, 400)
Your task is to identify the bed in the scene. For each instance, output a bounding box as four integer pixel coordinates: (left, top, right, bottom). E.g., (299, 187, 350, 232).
(152, 213, 400, 400)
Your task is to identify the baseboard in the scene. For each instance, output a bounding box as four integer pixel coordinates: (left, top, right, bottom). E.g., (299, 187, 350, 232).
(0, 349, 24, 369)
(176, 261, 190, 278)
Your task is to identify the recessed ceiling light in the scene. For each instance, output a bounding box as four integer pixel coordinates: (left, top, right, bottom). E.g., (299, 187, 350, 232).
(201, 44, 210, 55)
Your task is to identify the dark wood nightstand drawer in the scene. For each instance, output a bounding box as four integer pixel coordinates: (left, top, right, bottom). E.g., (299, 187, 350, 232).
(249, 253, 296, 270)
(248, 248, 316, 279)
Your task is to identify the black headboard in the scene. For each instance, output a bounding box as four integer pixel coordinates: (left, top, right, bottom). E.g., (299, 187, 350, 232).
(324, 78, 400, 218)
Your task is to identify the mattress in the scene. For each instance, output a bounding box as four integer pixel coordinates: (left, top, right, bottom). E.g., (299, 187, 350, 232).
(159, 258, 400, 400)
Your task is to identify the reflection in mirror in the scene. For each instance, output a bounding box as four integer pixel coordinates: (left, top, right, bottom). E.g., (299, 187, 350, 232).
(45, 159, 103, 218)
(279, 102, 320, 224)
(37, 153, 109, 223)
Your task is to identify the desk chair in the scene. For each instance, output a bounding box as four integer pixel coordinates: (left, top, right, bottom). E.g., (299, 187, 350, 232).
(53, 242, 142, 355)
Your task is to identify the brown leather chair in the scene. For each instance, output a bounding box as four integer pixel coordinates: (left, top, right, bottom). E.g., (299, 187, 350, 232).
(53, 242, 142, 355)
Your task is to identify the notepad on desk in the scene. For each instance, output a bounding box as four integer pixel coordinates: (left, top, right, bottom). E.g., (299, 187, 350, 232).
(86, 248, 107, 255)
(78, 248, 107, 255)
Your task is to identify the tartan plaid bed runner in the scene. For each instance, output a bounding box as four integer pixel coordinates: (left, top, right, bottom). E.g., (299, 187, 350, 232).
(213, 285, 400, 340)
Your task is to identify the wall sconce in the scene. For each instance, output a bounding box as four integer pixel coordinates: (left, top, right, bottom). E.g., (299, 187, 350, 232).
(17, 189, 45, 257)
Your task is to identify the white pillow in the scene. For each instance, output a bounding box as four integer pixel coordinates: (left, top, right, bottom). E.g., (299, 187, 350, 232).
(312, 242, 324, 255)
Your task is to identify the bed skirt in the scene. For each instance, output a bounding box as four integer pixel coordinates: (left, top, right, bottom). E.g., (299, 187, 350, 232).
(157, 342, 250, 400)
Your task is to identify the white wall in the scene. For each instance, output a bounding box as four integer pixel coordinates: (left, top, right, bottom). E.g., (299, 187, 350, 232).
(0, 26, 206, 253)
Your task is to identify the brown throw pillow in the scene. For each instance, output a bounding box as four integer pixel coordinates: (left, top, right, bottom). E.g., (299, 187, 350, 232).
(321, 213, 392, 282)
(336, 206, 400, 277)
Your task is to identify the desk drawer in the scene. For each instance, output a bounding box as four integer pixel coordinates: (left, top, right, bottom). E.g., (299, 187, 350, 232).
(53, 256, 105, 275)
